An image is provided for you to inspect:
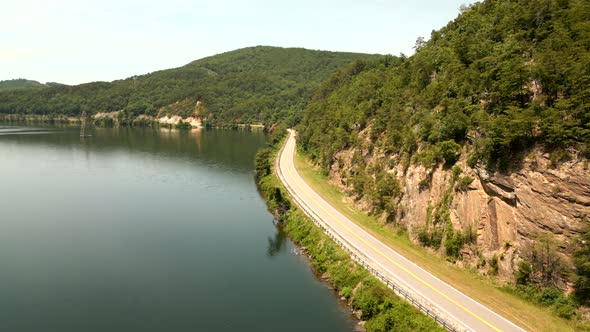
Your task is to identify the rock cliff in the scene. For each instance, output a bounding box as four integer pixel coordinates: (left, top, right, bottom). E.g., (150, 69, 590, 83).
(327, 144, 589, 283)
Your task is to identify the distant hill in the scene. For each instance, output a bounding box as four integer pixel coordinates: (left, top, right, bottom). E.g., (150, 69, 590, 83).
(0, 46, 377, 125)
(0, 79, 45, 91)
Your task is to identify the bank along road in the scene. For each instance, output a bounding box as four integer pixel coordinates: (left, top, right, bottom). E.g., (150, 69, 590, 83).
(277, 129, 525, 332)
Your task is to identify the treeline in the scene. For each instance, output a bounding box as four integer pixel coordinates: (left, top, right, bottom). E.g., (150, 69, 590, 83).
(300, 0, 589, 172)
(0, 79, 46, 91)
(0, 47, 375, 126)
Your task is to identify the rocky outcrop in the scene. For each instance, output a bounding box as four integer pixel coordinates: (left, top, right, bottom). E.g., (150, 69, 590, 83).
(157, 115, 202, 128)
(327, 146, 590, 281)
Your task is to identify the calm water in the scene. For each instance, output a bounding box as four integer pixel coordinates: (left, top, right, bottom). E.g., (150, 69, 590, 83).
(0, 124, 354, 331)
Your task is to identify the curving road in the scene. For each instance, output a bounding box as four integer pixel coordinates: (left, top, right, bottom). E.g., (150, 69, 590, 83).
(277, 129, 525, 332)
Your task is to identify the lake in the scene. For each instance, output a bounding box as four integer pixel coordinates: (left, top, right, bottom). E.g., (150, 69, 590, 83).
(0, 124, 354, 331)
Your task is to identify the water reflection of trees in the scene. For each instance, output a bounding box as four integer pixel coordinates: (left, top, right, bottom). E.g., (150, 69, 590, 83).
(2, 126, 266, 172)
(267, 226, 287, 257)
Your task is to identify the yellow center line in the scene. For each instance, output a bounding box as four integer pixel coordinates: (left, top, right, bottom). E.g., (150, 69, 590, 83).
(281, 136, 502, 332)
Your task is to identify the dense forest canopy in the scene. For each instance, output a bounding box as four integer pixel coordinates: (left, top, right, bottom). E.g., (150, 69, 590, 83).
(300, 0, 590, 171)
(0, 47, 375, 126)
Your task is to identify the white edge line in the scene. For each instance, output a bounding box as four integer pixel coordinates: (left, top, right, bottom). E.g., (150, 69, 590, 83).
(278, 130, 526, 332)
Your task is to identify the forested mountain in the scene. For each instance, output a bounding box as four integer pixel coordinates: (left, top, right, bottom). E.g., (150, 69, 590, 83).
(0, 46, 375, 125)
(302, 0, 589, 170)
(0, 79, 45, 91)
(299, 0, 590, 314)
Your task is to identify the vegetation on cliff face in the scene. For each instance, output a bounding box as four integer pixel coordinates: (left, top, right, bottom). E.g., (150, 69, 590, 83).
(298, 0, 590, 313)
(573, 228, 590, 305)
(0, 46, 375, 126)
(254, 132, 444, 332)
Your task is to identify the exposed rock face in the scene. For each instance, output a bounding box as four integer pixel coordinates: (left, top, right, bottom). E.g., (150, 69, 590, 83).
(328, 146, 590, 281)
(93, 111, 120, 120)
(157, 115, 183, 125)
(157, 115, 202, 127)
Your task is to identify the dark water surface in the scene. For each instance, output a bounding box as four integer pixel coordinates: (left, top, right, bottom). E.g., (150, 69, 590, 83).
(0, 125, 354, 332)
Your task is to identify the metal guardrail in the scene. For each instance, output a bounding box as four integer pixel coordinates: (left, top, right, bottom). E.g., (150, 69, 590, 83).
(275, 138, 460, 332)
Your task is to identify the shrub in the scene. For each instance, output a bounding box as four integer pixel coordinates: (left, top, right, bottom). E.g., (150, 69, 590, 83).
(553, 302, 576, 319)
(437, 140, 461, 166)
(254, 148, 272, 181)
(352, 281, 385, 319)
(418, 177, 430, 191)
(451, 165, 462, 181)
(269, 123, 288, 144)
(515, 260, 533, 285)
(463, 224, 477, 244)
(573, 227, 590, 305)
(505, 284, 578, 320)
(489, 254, 499, 275)
(417, 225, 443, 249)
(176, 120, 192, 129)
(340, 286, 353, 299)
(455, 176, 474, 192)
(445, 224, 465, 258)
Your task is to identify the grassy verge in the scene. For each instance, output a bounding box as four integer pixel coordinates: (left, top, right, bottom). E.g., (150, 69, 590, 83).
(255, 137, 445, 332)
(293, 148, 584, 332)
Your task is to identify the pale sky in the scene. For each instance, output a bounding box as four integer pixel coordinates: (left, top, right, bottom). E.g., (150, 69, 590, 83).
(0, 0, 477, 85)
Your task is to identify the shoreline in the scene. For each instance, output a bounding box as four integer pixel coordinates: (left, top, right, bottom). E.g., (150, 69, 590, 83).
(0, 114, 266, 130)
(254, 131, 444, 332)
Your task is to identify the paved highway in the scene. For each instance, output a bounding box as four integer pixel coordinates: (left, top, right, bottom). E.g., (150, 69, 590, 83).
(277, 129, 525, 332)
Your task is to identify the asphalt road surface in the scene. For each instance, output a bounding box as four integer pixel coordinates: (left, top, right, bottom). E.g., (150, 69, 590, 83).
(277, 129, 525, 332)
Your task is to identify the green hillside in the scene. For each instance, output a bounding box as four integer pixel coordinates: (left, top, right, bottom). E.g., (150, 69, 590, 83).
(0, 46, 376, 125)
(300, 0, 589, 171)
(0, 79, 45, 91)
(298, 0, 590, 315)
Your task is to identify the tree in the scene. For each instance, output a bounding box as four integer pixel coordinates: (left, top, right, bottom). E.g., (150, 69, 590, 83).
(254, 148, 272, 181)
(437, 140, 461, 166)
(414, 36, 426, 50)
(522, 233, 564, 287)
(573, 227, 590, 304)
(515, 260, 533, 285)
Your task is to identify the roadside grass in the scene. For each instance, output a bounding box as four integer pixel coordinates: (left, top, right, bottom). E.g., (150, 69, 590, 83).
(293, 148, 578, 332)
(256, 137, 445, 332)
